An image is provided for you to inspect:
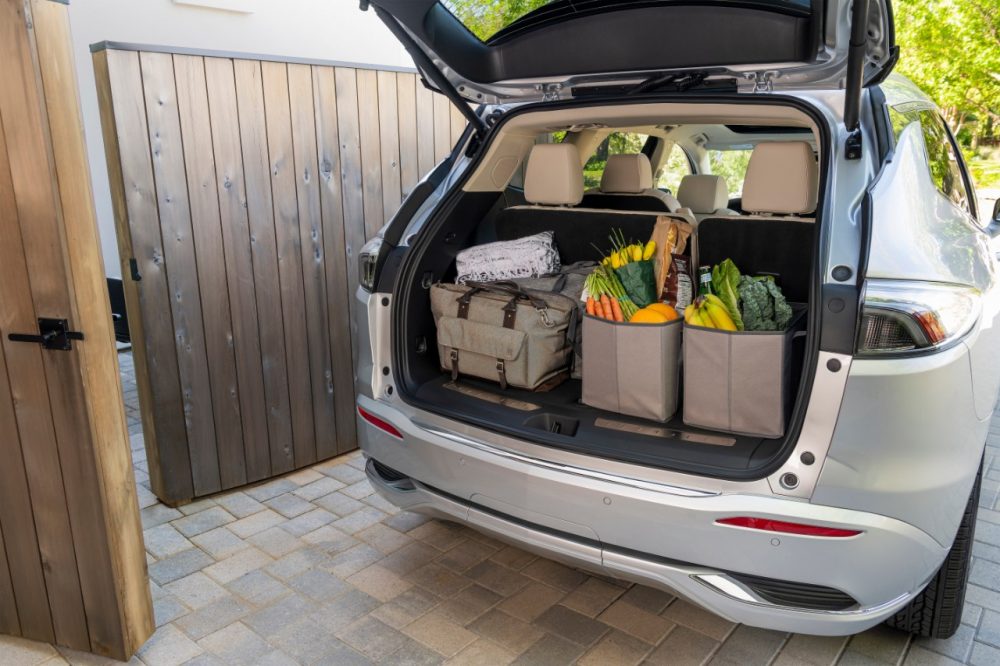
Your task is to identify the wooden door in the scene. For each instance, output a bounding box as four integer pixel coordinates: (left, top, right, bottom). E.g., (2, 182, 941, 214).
(94, 45, 467, 506)
(0, 0, 153, 659)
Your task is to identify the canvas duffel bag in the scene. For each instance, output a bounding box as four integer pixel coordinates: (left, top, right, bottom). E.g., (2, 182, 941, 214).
(430, 281, 578, 390)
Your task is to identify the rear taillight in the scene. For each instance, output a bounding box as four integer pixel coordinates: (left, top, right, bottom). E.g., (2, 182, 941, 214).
(359, 237, 385, 292)
(856, 280, 979, 356)
(716, 517, 862, 538)
(358, 406, 403, 439)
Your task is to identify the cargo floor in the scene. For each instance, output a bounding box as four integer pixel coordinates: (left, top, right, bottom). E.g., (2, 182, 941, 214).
(413, 374, 785, 475)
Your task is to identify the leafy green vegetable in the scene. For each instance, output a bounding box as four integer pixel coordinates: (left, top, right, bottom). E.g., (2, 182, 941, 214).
(738, 276, 793, 331)
(710, 259, 744, 331)
(615, 261, 657, 308)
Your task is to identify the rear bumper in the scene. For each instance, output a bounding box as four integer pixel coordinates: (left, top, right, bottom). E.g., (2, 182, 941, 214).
(358, 395, 948, 636)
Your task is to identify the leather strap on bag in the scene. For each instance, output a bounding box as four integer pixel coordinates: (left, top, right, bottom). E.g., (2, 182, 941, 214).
(450, 348, 459, 381)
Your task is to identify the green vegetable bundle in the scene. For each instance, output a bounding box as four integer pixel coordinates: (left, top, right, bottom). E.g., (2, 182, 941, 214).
(586, 266, 639, 319)
(615, 261, 657, 308)
(738, 275, 793, 331)
(710, 259, 744, 331)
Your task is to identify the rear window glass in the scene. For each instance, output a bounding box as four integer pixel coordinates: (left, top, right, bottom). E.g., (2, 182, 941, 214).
(917, 111, 972, 215)
(442, 0, 812, 42)
(708, 149, 753, 196)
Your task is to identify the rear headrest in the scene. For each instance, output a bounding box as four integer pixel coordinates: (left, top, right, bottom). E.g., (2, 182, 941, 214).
(524, 143, 584, 206)
(676, 175, 729, 214)
(742, 141, 818, 215)
(600, 154, 653, 194)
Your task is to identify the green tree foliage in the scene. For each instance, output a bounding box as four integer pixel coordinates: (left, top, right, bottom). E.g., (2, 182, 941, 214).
(443, 0, 550, 40)
(894, 0, 1000, 145)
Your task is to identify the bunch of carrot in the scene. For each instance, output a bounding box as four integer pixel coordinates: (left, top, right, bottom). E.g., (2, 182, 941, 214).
(587, 293, 624, 321)
(584, 265, 638, 322)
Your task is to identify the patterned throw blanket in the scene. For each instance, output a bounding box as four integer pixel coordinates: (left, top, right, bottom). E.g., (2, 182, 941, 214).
(455, 231, 560, 284)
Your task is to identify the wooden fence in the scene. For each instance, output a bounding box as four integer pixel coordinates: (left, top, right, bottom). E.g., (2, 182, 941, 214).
(94, 44, 467, 505)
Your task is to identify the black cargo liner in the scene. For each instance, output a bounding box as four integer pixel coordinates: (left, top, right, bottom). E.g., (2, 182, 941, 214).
(414, 375, 792, 474)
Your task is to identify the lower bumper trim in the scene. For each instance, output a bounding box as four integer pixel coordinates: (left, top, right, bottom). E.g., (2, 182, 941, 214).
(365, 457, 915, 636)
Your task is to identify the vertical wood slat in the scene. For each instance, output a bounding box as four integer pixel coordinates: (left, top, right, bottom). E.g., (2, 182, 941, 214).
(416, 79, 436, 176)
(0, 109, 53, 645)
(377, 70, 401, 224)
(397, 73, 419, 198)
(356, 69, 384, 239)
(173, 54, 247, 489)
(433, 91, 452, 163)
(95, 49, 195, 503)
(98, 48, 470, 504)
(139, 51, 222, 496)
(334, 66, 368, 379)
(313, 66, 358, 456)
(288, 64, 338, 461)
(0, 508, 18, 636)
(234, 59, 296, 474)
(203, 57, 271, 483)
(260, 61, 316, 469)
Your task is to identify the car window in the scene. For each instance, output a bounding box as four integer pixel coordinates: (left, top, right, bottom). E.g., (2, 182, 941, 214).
(656, 144, 692, 195)
(707, 149, 753, 197)
(583, 132, 649, 190)
(917, 111, 972, 215)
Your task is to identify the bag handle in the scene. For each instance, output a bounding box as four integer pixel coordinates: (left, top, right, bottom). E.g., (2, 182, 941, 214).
(459, 281, 551, 313)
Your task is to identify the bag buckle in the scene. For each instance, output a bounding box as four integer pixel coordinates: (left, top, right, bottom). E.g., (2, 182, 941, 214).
(536, 306, 553, 327)
(450, 348, 459, 381)
(496, 359, 508, 390)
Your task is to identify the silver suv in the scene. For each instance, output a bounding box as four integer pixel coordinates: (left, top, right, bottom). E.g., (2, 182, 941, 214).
(353, 0, 1000, 638)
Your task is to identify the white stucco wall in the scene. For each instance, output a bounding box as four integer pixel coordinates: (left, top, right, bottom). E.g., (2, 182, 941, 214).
(68, 0, 415, 278)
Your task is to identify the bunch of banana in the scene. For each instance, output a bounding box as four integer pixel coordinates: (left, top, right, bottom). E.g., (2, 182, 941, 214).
(601, 239, 656, 269)
(684, 294, 738, 331)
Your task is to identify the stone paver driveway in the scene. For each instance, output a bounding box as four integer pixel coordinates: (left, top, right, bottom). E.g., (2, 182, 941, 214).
(3, 350, 1000, 665)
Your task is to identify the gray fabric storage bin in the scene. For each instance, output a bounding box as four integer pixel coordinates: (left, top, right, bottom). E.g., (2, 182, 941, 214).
(582, 315, 681, 422)
(683, 308, 805, 438)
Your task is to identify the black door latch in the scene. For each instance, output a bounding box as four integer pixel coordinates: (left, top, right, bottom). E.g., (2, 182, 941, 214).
(8, 318, 84, 351)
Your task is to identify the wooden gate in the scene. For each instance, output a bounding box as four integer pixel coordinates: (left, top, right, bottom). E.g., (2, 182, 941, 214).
(0, 1, 152, 659)
(94, 44, 467, 505)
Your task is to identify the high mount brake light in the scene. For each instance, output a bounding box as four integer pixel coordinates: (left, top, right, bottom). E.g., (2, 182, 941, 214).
(716, 517, 862, 538)
(358, 406, 403, 439)
(857, 280, 979, 356)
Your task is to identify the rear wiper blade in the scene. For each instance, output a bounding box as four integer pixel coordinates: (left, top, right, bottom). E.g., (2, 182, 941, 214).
(627, 69, 724, 95)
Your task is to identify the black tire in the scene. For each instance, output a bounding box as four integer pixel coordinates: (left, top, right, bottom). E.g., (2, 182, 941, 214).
(884, 457, 982, 639)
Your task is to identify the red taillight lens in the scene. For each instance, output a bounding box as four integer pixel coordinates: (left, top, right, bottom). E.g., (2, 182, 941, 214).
(358, 406, 403, 439)
(716, 517, 861, 538)
(857, 280, 979, 355)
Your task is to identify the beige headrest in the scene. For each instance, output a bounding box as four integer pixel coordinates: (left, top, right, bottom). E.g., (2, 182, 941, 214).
(600, 154, 653, 194)
(676, 175, 729, 214)
(742, 141, 818, 215)
(524, 143, 584, 206)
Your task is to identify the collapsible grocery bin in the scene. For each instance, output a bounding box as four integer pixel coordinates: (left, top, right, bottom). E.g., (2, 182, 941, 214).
(683, 308, 805, 438)
(582, 315, 681, 422)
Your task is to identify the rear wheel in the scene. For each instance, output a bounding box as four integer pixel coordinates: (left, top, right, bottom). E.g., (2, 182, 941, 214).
(884, 458, 982, 639)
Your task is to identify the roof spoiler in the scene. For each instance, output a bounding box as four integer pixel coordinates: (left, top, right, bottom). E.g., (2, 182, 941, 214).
(364, 2, 488, 140)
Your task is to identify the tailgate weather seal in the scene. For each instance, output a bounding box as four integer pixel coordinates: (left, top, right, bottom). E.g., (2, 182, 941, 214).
(412, 419, 718, 498)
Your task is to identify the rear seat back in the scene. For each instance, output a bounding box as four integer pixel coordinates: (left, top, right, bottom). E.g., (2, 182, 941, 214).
(580, 154, 680, 213)
(696, 141, 819, 304)
(697, 218, 814, 303)
(489, 144, 682, 265)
